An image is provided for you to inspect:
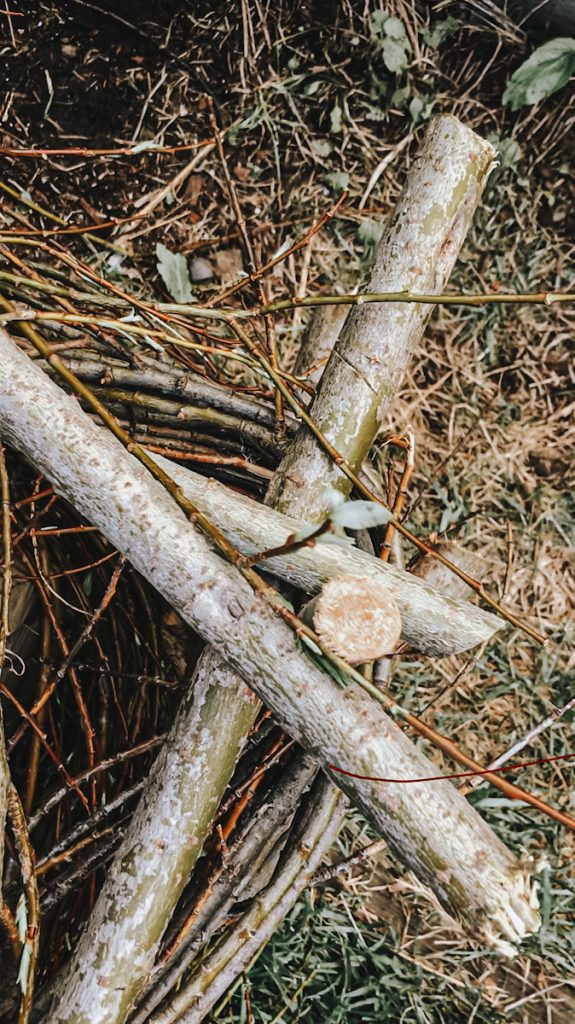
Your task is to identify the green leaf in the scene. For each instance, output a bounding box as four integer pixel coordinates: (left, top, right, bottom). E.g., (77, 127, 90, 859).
(358, 219, 384, 250)
(330, 500, 394, 530)
(326, 487, 345, 510)
(269, 591, 295, 613)
(369, 11, 410, 71)
(421, 16, 461, 48)
(325, 170, 349, 193)
(155, 243, 194, 303)
(409, 94, 434, 124)
(384, 16, 408, 41)
(369, 10, 388, 35)
(497, 137, 522, 169)
(17, 943, 32, 994)
(290, 522, 320, 544)
(382, 37, 409, 73)
(503, 38, 575, 111)
(16, 894, 27, 943)
(311, 138, 332, 159)
(301, 633, 323, 656)
(330, 103, 343, 133)
(365, 102, 388, 123)
(316, 532, 355, 548)
(303, 645, 351, 687)
(391, 84, 411, 108)
(130, 140, 159, 154)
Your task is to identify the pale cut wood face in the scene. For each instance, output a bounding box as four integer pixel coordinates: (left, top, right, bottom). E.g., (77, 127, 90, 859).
(310, 573, 402, 665)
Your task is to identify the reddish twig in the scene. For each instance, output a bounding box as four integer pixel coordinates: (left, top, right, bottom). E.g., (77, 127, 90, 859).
(378, 432, 415, 561)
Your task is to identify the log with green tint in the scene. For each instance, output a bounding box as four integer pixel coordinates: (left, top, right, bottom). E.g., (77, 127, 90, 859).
(267, 115, 496, 519)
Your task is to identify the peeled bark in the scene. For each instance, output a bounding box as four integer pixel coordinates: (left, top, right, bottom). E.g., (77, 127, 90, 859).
(0, 328, 540, 1024)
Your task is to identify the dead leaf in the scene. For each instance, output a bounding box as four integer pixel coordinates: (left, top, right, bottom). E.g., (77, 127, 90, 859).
(234, 163, 250, 183)
(214, 248, 244, 283)
(190, 256, 214, 282)
(184, 174, 206, 204)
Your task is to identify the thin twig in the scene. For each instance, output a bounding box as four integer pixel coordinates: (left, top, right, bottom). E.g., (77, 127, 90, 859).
(465, 694, 575, 792)
(379, 432, 415, 562)
(206, 98, 286, 438)
(207, 191, 348, 307)
(8, 784, 40, 1024)
(260, 289, 574, 314)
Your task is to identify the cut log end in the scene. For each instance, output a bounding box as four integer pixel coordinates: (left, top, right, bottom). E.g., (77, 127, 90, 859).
(303, 575, 402, 665)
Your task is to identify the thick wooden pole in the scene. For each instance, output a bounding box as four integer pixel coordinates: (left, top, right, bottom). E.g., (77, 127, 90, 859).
(267, 116, 496, 519)
(148, 452, 500, 657)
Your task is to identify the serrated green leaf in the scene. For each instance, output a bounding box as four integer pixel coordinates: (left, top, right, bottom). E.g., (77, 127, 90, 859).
(503, 38, 575, 111)
(155, 243, 194, 303)
(330, 500, 394, 530)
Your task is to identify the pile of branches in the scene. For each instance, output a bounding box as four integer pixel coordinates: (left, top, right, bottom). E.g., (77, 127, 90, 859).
(0, 112, 572, 1024)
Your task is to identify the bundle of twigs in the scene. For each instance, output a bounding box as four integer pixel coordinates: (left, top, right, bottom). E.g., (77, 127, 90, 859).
(1, 111, 573, 1024)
